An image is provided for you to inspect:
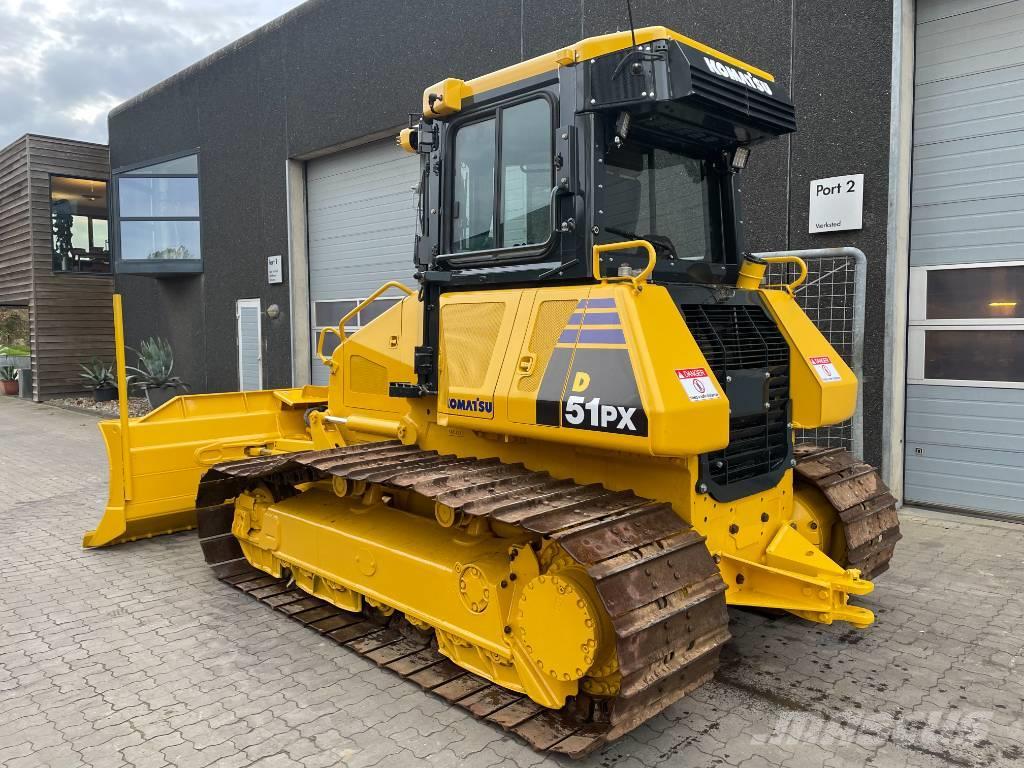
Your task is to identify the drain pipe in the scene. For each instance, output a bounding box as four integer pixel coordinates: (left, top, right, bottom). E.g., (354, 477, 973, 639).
(753, 247, 867, 458)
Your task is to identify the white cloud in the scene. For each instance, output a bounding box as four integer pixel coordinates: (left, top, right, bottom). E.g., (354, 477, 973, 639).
(0, 0, 304, 146)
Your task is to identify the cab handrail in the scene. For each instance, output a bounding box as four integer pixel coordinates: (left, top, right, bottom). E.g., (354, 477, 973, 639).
(592, 240, 657, 291)
(761, 254, 809, 294)
(316, 281, 414, 365)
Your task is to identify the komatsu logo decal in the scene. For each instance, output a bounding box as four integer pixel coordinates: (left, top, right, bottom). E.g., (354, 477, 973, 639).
(448, 397, 493, 414)
(703, 57, 773, 96)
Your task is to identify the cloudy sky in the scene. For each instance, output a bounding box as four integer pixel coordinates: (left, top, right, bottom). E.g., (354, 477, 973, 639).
(0, 0, 304, 147)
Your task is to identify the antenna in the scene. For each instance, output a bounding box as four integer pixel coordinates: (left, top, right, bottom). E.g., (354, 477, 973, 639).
(624, 0, 643, 74)
(625, 0, 638, 51)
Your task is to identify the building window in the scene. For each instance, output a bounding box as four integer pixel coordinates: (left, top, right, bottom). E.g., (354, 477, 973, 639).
(907, 262, 1024, 388)
(450, 98, 552, 253)
(50, 176, 110, 274)
(114, 152, 202, 274)
(311, 297, 402, 357)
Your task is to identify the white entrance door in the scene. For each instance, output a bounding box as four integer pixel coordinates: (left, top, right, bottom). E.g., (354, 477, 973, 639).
(236, 298, 263, 391)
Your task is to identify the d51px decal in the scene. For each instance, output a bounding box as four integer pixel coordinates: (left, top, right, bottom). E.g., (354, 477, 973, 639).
(534, 298, 649, 437)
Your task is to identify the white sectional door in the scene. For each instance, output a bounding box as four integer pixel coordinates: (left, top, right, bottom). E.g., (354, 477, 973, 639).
(305, 139, 420, 385)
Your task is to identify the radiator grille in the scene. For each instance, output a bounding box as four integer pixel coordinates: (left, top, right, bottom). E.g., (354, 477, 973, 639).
(682, 303, 791, 490)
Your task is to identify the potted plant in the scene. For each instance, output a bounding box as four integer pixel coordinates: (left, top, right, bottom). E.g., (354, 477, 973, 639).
(79, 358, 118, 402)
(127, 337, 189, 408)
(0, 366, 17, 396)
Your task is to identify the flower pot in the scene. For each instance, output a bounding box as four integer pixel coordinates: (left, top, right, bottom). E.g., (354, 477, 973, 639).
(0, 380, 17, 396)
(94, 386, 118, 403)
(146, 384, 184, 409)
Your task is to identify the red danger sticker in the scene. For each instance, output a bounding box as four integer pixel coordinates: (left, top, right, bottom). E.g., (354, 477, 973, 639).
(675, 368, 720, 402)
(810, 356, 841, 382)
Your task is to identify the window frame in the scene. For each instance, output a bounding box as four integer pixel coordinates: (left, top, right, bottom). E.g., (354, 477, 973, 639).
(48, 173, 112, 276)
(112, 149, 203, 275)
(907, 262, 1024, 388)
(441, 91, 557, 266)
(594, 140, 726, 266)
(310, 296, 404, 358)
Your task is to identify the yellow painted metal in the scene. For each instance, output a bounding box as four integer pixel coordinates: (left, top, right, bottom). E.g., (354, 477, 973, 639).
(315, 326, 342, 366)
(762, 254, 809, 293)
(759, 288, 857, 428)
(421, 25, 775, 117)
(112, 294, 133, 501)
(317, 281, 413, 368)
(89, 273, 872, 628)
(719, 524, 874, 628)
(336, 281, 414, 343)
(592, 240, 657, 289)
(397, 127, 416, 153)
(735, 257, 768, 291)
(424, 283, 730, 457)
(233, 485, 602, 708)
(83, 388, 323, 547)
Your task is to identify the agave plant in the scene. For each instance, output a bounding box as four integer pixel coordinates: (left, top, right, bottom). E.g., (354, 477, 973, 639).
(0, 366, 17, 382)
(79, 358, 117, 390)
(127, 337, 188, 390)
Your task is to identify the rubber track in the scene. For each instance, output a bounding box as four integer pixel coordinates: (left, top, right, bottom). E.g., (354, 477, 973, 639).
(195, 441, 730, 758)
(794, 444, 901, 580)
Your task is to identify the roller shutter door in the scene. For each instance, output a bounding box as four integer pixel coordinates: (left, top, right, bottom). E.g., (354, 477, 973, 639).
(905, 0, 1024, 517)
(306, 139, 420, 385)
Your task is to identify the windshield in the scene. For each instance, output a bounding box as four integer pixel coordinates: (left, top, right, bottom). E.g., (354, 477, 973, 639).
(598, 141, 720, 262)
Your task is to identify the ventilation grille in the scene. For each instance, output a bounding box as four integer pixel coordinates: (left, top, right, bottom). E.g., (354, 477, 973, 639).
(518, 300, 577, 393)
(682, 303, 791, 489)
(690, 68, 798, 133)
(349, 355, 388, 395)
(441, 302, 504, 390)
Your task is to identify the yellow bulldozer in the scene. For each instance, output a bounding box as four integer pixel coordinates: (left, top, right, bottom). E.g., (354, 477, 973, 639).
(85, 26, 900, 757)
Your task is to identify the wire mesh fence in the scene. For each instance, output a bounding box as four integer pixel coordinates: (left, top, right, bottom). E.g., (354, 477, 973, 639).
(761, 251, 865, 453)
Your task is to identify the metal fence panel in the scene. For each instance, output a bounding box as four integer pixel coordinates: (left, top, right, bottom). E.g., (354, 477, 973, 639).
(755, 248, 866, 457)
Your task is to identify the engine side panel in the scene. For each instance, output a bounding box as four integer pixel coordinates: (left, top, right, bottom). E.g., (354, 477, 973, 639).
(438, 283, 731, 458)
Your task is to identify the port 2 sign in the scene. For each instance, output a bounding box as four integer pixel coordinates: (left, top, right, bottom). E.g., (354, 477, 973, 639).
(809, 174, 863, 234)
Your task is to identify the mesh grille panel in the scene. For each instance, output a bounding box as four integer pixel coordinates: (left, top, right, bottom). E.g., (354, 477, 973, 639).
(765, 255, 859, 450)
(519, 300, 577, 393)
(349, 355, 388, 395)
(682, 303, 791, 488)
(441, 302, 504, 389)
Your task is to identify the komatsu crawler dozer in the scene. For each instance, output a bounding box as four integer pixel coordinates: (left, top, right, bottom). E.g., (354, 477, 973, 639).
(85, 26, 901, 756)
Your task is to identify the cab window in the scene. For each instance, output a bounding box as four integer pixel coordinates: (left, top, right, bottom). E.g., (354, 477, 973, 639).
(451, 98, 552, 253)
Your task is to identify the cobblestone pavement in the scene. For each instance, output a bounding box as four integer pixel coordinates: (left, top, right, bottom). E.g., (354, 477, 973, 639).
(2, 397, 1023, 768)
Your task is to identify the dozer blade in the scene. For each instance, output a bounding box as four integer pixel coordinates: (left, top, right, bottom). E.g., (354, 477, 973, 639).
(83, 388, 321, 548)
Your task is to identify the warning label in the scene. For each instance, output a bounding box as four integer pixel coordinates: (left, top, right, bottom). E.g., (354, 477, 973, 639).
(810, 356, 842, 382)
(675, 368, 721, 402)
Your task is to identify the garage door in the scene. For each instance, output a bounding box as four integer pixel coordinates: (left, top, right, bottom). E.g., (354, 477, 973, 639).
(905, 0, 1024, 516)
(306, 139, 420, 385)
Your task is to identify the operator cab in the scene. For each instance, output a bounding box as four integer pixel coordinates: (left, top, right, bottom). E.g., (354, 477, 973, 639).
(401, 26, 796, 392)
(404, 26, 795, 288)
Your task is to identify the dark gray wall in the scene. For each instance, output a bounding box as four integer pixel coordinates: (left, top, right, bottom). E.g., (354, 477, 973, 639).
(108, 0, 893, 465)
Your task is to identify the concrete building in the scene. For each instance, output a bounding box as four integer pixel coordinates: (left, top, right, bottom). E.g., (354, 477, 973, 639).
(104, 0, 1024, 519)
(0, 134, 113, 399)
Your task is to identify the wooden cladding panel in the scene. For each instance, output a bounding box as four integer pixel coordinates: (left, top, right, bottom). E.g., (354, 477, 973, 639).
(4, 135, 116, 398)
(0, 136, 31, 305)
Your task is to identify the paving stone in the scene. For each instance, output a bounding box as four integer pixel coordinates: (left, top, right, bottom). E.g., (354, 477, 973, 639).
(2, 398, 1024, 768)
